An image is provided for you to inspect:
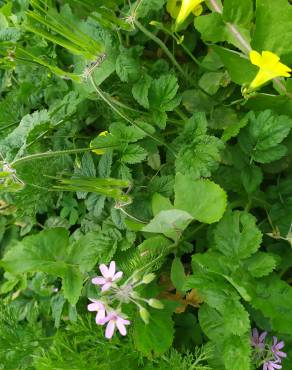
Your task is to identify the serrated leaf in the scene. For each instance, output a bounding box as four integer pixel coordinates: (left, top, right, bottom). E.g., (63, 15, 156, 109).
(240, 164, 263, 194)
(148, 74, 180, 112)
(115, 46, 141, 82)
(223, 335, 251, 370)
(174, 173, 227, 224)
(213, 211, 262, 260)
(245, 252, 277, 278)
(223, 0, 253, 26)
(121, 144, 147, 164)
(132, 74, 152, 109)
(239, 110, 292, 164)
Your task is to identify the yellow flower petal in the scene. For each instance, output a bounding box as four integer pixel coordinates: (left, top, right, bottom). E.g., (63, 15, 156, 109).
(91, 131, 108, 155)
(175, 0, 204, 26)
(166, 0, 180, 18)
(249, 50, 291, 89)
(249, 50, 262, 67)
(193, 4, 203, 16)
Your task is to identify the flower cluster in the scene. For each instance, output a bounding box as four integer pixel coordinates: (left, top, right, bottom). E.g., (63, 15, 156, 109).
(87, 261, 163, 339)
(251, 328, 287, 370)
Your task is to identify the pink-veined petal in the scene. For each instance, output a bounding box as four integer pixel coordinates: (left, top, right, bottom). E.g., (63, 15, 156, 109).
(92, 277, 106, 285)
(119, 318, 130, 325)
(108, 261, 116, 277)
(99, 264, 109, 278)
(276, 340, 285, 350)
(113, 271, 123, 281)
(105, 320, 115, 339)
(276, 351, 287, 358)
(272, 363, 282, 370)
(101, 282, 112, 292)
(116, 319, 127, 336)
(259, 331, 267, 342)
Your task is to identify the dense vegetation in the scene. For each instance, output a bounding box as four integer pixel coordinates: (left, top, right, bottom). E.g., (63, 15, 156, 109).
(0, 0, 292, 369)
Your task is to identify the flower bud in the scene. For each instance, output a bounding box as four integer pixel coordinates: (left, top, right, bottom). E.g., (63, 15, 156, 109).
(148, 299, 164, 309)
(139, 307, 150, 324)
(142, 273, 156, 284)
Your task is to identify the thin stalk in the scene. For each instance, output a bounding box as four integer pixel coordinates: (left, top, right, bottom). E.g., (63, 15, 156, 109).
(134, 19, 188, 80)
(89, 75, 177, 157)
(10, 146, 117, 167)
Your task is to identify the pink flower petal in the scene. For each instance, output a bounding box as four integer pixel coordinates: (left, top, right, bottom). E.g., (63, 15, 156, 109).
(120, 318, 130, 325)
(259, 331, 267, 342)
(263, 363, 267, 370)
(277, 351, 287, 358)
(87, 302, 99, 312)
(113, 271, 123, 281)
(108, 261, 116, 277)
(105, 320, 115, 339)
(99, 264, 109, 278)
(101, 282, 112, 292)
(116, 319, 127, 336)
(92, 277, 106, 285)
(276, 341, 285, 350)
(96, 310, 106, 324)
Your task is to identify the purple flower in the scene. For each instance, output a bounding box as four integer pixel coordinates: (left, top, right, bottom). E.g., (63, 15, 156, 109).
(251, 328, 267, 350)
(271, 337, 287, 362)
(101, 311, 130, 339)
(263, 360, 282, 370)
(92, 261, 123, 292)
(87, 299, 106, 324)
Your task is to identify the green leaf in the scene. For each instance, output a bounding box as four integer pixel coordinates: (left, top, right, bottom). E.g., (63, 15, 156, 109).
(115, 46, 141, 82)
(240, 164, 263, 194)
(62, 266, 83, 306)
(136, 0, 166, 19)
(198, 71, 225, 95)
(152, 193, 173, 216)
(121, 144, 147, 164)
(174, 173, 227, 224)
(148, 74, 180, 112)
(244, 252, 277, 278)
(133, 303, 175, 356)
(213, 211, 262, 260)
(252, 0, 292, 63)
(170, 257, 186, 292)
(0, 228, 69, 274)
(132, 74, 152, 109)
(223, 0, 253, 26)
(142, 209, 193, 241)
(213, 46, 257, 85)
(0, 110, 49, 161)
(239, 110, 292, 164)
(223, 335, 251, 370)
(110, 122, 147, 143)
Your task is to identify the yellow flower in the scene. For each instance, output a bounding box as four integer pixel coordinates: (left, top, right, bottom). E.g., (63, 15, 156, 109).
(167, 0, 204, 27)
(249, 50, 291, 89)
(91, 131, 108, 155)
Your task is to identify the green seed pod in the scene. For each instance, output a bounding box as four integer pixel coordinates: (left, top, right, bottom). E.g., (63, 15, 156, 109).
(142, 273, 156, 284)
(139, 307, 150, 324)
(148, 298, 164, 309)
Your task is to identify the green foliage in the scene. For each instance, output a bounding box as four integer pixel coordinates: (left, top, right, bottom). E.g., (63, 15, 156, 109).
(1, 0, 292, 369)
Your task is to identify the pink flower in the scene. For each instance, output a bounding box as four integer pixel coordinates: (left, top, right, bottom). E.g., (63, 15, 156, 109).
(87, 299, 106, 324)
(92, 261, 123, 292)
(263, 360, 282, 370)
(251, 328, 267, 350)
(101, 311, 130, 339)
(271, 337, 287, 362)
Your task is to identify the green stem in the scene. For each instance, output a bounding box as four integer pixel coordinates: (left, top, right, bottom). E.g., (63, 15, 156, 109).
(134, 19, 188, 80)
(10, 146, 116, 167)
(89, 75, 177, 157)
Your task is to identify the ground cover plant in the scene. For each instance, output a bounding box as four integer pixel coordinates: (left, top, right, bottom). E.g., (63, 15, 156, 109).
(0, 0, 292, 369)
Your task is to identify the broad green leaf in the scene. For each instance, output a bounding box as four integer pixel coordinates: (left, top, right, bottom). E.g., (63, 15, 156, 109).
(170, 257, 186, 292)
(174, 173, 227, 224)
(198, 71, 225, 95)
(240, 164, 263, 194)
(213, 46, 257, 85)
(152, 193, 173, 216)
(195, 13, 251, 53)
(239, 110, 292, 164)
(244, 252, 277, 278)
(223, 335, 251, 370)
(0, 228, 69, 274)
(62, 266, 83, 306)
(136, 0, 166, 19)
(142, 209, 193, 241)
(115, 46, 141, 82)
(223, 0, 253, 26)
(148, 74, 180, 113)
(213, 211, 262, 260)
(252, 0, 292, 63)
(133, 304, 175, 356)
